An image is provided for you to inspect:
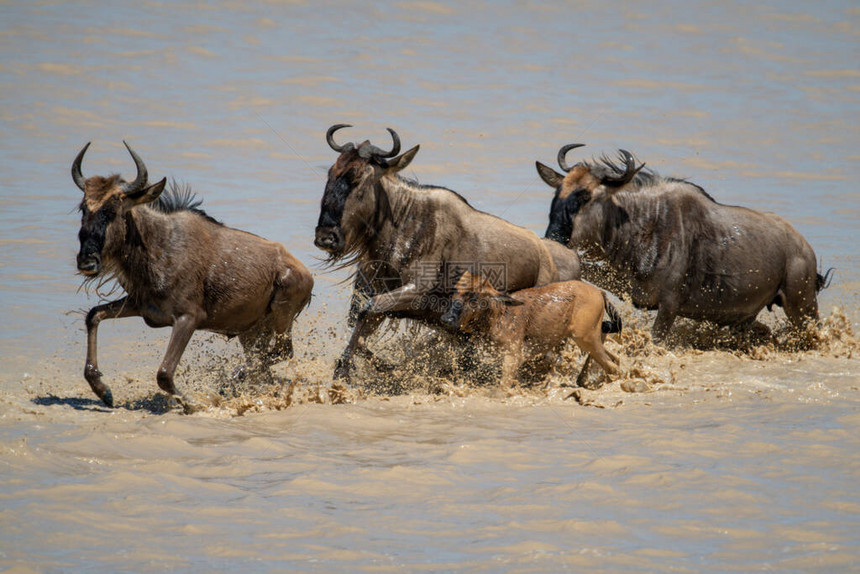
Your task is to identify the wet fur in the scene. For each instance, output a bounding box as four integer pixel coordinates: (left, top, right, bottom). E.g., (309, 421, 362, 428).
(542, 150, 824, 340)
(447, 273, 622, 387)
(75, 158, 313, 410)
(315, 136, 559, 380)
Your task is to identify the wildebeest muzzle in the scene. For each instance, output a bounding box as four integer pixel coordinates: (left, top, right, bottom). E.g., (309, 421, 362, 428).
(77, 216, 107, 275)
(440, 299, 464, 331)
(314, 226, 344, 254)
(76, 248, 101, 275)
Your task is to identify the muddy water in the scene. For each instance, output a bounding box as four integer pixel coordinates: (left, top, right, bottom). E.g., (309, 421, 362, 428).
(1, 1, 858, 571)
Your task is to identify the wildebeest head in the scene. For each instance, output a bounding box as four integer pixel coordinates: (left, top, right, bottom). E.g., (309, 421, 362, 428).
(538, 144, 643, 245)
(314, 124, 419, 259)
(72, 141, 167, 276)
(440, 271, 523, 332)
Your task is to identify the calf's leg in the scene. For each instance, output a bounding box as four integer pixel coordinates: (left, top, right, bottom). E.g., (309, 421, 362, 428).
(573, 331, 620, 389)
(499, 342, 524, 390)
(575, 355, 594, 388)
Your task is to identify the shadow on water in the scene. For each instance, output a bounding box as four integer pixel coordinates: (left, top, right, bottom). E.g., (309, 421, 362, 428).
(32, 393, 178, 415)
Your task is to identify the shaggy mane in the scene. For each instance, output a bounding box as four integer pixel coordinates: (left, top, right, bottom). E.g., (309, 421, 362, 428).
(588, 153, 716, 202)
(398, 175, 472, 206)
(150, 180, 223, 225)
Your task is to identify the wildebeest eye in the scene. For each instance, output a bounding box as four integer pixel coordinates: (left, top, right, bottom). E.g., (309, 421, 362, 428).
(99, 203, 117, 222)
(573, 188, 591, 203)
(82, 203, 117, 228)
(565, 188, 592, 214)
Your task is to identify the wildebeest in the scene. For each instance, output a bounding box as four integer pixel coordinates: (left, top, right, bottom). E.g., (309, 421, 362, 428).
(315, 124, 559, 381)
(541, 236, 581, 281)
(440, 271, 622, 388)
(72, 141, 313, 411)
(538, 143, 830, 341)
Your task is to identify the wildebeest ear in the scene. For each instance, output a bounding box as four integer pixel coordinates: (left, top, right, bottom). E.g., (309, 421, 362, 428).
(492, 293, 524, 306)
(535, 162, 564, 188)
(128, 177, 167, 205)
(386, 145, 420, 174)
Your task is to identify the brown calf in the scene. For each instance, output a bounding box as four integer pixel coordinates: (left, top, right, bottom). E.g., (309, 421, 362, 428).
(441, 272, 622, 388)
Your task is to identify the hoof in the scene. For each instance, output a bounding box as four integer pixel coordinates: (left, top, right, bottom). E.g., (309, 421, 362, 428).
(333, 357, 351, 382)
(177, 396, 206, 415)
(369, 356, 396, 373)
(100, 388, 114, 408)
(580, 379, 605, 391)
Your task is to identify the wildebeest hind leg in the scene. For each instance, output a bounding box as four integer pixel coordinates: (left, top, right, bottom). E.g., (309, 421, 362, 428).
(652, 300, 679, 343)
(156, 314, 203, 413)
(783, 261, 819, 330)
(236, 328, 274, 383)
(269, 268, 314, 361)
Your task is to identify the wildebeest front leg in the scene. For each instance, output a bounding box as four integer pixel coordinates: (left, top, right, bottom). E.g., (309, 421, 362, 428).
(84, 297, 140, 407)
(350, 313, 395, 371)
(345, 270, 396, 370)
(334, 283, 425, 382)
(348, 268, 376, 328)
(157, 314, 203, 413)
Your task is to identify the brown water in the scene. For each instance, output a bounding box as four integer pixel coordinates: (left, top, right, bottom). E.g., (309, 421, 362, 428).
(1, 1, 859, 571)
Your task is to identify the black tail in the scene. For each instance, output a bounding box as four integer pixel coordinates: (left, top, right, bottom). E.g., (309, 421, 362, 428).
(601, 294, 623, 334)
(816, 267, 835, 292)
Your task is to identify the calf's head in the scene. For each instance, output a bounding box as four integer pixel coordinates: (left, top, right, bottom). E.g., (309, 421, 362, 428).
(440, 271, 522, 332)
(315, 124, 419, 258)
(538, 144, 642, 245)
(72, 141, 166, 276)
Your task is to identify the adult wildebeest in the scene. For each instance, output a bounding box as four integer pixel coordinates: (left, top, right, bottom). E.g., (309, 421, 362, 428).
(72, 141, 313, 411)
(538, 143, 830, 341)
(440, 272, 622, 388)
(315, 124, 559, 381)
(541, 236, 581, 281)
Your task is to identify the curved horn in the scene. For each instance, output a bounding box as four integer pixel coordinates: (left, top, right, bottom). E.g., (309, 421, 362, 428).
(358, 127, 402, 160)
(71, 142, 91, 191)
(602, 149, 641, 187)
(557, 143, 586, 172)
(326, 123, 352, 152)
(121, 140, 149, 198)
(379, 127, 401, 158)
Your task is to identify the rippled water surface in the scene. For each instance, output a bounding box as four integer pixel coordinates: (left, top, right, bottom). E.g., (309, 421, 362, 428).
(1, 1, 858, 571)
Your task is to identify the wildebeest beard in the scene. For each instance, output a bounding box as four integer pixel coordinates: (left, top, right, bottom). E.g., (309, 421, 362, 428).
(315, 175, 396, 272)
